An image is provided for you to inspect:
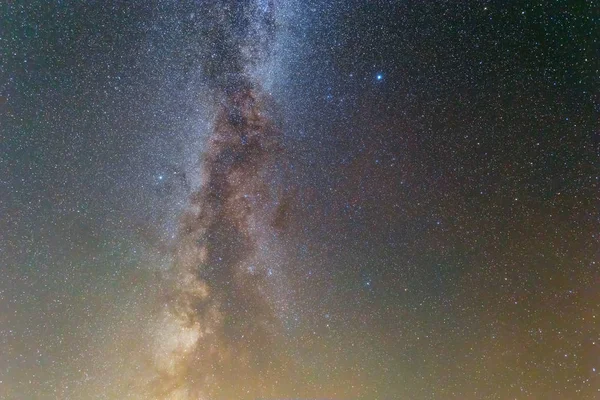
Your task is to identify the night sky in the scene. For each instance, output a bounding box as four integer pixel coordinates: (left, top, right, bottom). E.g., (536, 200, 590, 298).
(1, 1, 599, 399)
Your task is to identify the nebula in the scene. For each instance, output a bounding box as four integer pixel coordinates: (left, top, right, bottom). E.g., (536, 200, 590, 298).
(150, 1, 289, 398)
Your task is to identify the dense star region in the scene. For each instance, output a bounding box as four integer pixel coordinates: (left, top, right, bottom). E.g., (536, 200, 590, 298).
(1, 0, 598, 399)
(154, 86, 287, 398)
(149, 2, 293, 398)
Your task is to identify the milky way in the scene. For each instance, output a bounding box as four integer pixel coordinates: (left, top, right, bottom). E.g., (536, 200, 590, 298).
(151, 1, 290, 398)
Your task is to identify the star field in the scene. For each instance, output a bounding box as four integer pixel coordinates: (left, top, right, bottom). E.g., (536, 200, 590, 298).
(1, 1, 598, 399)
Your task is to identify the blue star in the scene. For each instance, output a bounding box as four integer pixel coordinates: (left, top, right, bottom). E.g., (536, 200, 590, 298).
(376, 74, 383, 81)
